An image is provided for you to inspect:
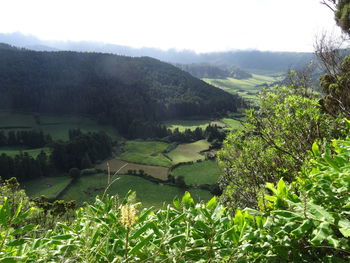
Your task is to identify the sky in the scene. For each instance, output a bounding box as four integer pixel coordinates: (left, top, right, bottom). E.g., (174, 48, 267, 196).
(0, 0, 342, 53)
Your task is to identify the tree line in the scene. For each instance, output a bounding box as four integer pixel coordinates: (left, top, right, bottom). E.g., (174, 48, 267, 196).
(0, 129, 114, 182)
(0, 130, 51, 148)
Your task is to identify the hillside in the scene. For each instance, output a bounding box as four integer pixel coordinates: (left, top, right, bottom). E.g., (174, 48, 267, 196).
(0, 44, 242, 136)
(0, 33, 314, 72)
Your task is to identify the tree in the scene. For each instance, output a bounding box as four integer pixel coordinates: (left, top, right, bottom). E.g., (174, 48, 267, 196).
(69, 167, 81, 181)
(217, 85, 343, 210)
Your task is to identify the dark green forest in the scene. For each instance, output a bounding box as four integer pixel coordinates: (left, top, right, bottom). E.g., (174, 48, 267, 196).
(0, 44, 243, 137)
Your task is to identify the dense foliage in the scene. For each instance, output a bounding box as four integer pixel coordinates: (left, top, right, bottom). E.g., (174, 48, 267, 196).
(0, 44, 242, 137)
(0, 130, 51, 148)
(0, 130, 113, 181)
(0, 135, 349, 262)
(217, 85, 343, 210)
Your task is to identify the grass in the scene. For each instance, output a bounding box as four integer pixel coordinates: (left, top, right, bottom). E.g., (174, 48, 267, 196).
(0, 147, 51, 158)
(59, 173, 213, 209)
(21, 176, 72, 199)
(96, 159, 169, 181)
(164, 120, 225, 132)
(172, 160, 222, 185)
(203, 74, 282, 101)
(118, 141, 172, 167)
(0, 111, 120, 141)
(220, 118, 243, 130)
(167, 140, 210, 164)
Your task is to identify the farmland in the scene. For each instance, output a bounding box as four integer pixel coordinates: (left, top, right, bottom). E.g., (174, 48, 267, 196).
(0, 111, 119, 140)
(203, 73, 282, 101)
(96, 159, 169, 181)
(58, 173, 212, 209)
(117, 140, 172, 167)
(164, 119, 225, 132)
(166, 140, 210, 164)
(171, 160, 221, 185)
(21, 176, 72, 200)
(0, 146, 50, 158)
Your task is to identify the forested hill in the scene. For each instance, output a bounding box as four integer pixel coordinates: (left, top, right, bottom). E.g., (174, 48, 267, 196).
(0, 44, 242, 135)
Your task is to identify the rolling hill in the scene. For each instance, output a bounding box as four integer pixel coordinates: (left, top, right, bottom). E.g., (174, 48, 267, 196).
(0, 43, 243, 136)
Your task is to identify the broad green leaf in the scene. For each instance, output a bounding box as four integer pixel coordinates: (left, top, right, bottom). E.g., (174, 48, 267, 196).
(206, 196, 217, 210)
(310, 222, 331, 245)
(11, 224, 36, 236)
(182, 192, 194, 208)
(170, 213, 185, 227)
(129, 233, 153, 255)
(130, 222, 152, 240)
(312, 141, 320, 156)
(12, 207, 34, 225)
(52, 234, 73, 240)
(277, 179, 287, 197)
(168, 234, 186, 245)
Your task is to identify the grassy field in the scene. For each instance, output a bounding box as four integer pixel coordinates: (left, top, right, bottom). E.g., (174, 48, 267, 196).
(21, 176, 72, 199)
(172, 160, 221, 185)
(220, 118, 243, 130)
(118, 140, 172, 167)
(0, 146, 50, 158)
(167, 140, 210, 164)
(203, 74, 282, 100)
(96, 159, 169, 180)
(59, 174, 212, 209)
(164, 119, 225, 132)
(0, 111, 120, 141)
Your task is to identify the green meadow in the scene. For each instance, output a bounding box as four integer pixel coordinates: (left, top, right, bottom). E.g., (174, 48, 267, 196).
(203, 74, 282, 100)
(172, 160, 221, 185)
(58, 173, 212, 209)
(0, 111, 120, 141)
(118, 140, 172, 167)
(167, 140, 210, 164)
(0, 146, 50, 158)
(164, 119, 225, 132)
(21, 176, 72, 200)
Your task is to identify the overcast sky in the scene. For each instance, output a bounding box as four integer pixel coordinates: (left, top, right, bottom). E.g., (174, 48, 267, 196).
(0, 0, 342, 53)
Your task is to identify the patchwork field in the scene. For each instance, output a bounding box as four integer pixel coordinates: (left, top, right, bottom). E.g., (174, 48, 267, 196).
(96, 159, 169, 180)
(21, 176, 72, 199)
(164, 119, 225, 132)
(0, 146, 50, 158)
(58, 173, 212, 209)
(118, 140, 172, 167)
(0, 111, 120, 141)
(203, 74, 282, 101)
(167, 140, 210, 164)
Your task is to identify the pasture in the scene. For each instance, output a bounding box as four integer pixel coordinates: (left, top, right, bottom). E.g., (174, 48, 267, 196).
(0, 146, 50, 158)
(220, 118, 243, 130)
(118, 140, 172, 167)
(96, 159, 169, 180)
(203, 73, 282, 100)
(164, 119, 225, 132)
(0, 111, 120, 141)
(59, 173, 213, 209)
(172, 160, 221, 185)
(21, 176, 72, 200)
(167, 140, 210, 164)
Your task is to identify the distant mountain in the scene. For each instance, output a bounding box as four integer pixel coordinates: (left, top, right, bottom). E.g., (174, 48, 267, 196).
(0, 32, 315, 72)
(175, 63, 252, 79)
(0, 44, 242, 136)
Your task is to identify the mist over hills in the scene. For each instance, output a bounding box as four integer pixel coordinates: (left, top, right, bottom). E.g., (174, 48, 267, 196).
(0, 32, 315, 72)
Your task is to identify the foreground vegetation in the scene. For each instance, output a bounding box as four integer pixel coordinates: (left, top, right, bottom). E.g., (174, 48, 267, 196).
(0, 135, 349, 261)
